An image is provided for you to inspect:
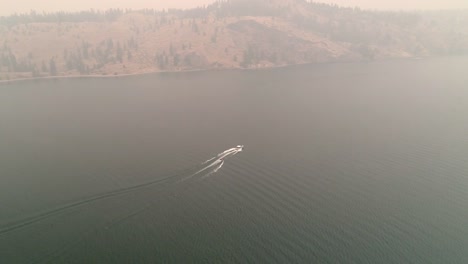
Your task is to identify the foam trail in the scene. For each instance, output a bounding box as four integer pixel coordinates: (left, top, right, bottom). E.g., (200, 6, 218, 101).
(182, 146, 242, 181)
(202, 156, 217, 165)
(217, 147, 242, 160)
(0, 146, 243, 236)
(213, 160, 224, 173)
(201, 160, 224, 180)
(217, 148, 237, 156)
(180, 159, 223, 182)
(202, 148, 236, 164)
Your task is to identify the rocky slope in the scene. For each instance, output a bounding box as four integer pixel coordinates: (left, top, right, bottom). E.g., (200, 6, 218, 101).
(0, 0, 467, 80)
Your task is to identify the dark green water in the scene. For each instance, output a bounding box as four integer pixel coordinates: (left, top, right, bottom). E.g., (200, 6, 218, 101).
(1, 57, 468, 263)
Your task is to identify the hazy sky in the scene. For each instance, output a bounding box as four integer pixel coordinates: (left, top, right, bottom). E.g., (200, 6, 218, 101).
(1, 0, 467, 16)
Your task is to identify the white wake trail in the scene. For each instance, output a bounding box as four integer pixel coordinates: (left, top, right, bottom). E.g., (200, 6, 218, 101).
(219, 148, 237, 154)
(183, 146, 243, 182)
(202, 148, 237, 164)
(201, 160, 224, 180)
(180, 159, 223, 182)
(213, 160, 224, 173)
(202, 156, 218, 165)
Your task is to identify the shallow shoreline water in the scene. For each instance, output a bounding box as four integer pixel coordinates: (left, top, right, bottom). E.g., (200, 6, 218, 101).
(0, 55, 434, 85)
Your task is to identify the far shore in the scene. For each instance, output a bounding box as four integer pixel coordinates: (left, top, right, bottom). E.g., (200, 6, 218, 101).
(0, 55, 442, 85)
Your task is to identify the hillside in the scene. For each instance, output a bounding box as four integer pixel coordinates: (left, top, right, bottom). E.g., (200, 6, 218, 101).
(0, 0, 467, 81)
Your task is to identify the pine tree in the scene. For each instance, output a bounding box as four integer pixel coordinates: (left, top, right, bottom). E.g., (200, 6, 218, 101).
(41, 60, 47, 72)
(49, 58, 57, 76)
(116, 42, 123, 63)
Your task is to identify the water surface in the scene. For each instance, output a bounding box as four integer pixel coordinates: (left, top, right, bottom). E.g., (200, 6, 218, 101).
(1, 57, 468, 263)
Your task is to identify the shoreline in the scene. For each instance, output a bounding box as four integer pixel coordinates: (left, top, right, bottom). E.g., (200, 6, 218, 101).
(0, 55, 446, 85)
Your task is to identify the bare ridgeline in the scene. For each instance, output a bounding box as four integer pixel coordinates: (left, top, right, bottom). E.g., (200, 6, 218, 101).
(0, 0, 467, 80)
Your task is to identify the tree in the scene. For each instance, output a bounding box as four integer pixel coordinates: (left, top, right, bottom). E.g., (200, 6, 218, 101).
(192, 20, 199, 34)
(116, 42, 123, 63)
(82, 41, 89, 59)
(242, 50, 252, 67)
(9, 53, 17, 71)
(107, 38, 114, 50)
(184, 54, 191, 66)
(49, 58, 57, 76)
(169, 43, 175, 56)
(164, 55, 168, 66)
(41, 60, 47, 72)
(269, 52, 277, 63)
(66, 56, 73, 70)
(156, 53, 167, 69)
(1, 53, 10, 68)
(32, 66, 40, 77)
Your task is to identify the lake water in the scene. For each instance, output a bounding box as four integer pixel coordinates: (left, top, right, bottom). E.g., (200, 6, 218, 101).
(1, 57, 468, 263)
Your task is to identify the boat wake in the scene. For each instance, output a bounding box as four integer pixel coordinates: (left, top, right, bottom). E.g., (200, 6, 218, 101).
(181, 145, 242, 181)
(201, 160, 224, 180)
(0, 145, 244, 236)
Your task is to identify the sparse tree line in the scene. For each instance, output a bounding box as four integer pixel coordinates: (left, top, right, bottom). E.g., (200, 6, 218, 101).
(0, 35, 142, 77)
(0, 43, 41, 77)
(0, 6, 213, 28)
(1, 0, 467, 80)
(1, 32, 208, 78)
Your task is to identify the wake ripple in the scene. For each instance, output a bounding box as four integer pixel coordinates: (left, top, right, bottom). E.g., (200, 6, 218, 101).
(0, 145, 243, 236)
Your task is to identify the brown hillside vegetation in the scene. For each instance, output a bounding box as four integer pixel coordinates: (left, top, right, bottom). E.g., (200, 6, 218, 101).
(0, 0, 467, 81)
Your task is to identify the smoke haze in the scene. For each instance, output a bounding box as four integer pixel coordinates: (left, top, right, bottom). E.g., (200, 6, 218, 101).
(2, 0, 468, 15)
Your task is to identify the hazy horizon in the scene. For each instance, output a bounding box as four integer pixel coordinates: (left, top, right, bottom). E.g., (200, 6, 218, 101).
(1, 0, 468, 16)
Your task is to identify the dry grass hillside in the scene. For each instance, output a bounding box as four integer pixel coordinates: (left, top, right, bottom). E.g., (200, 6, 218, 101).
(0, 0, 467, 81)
